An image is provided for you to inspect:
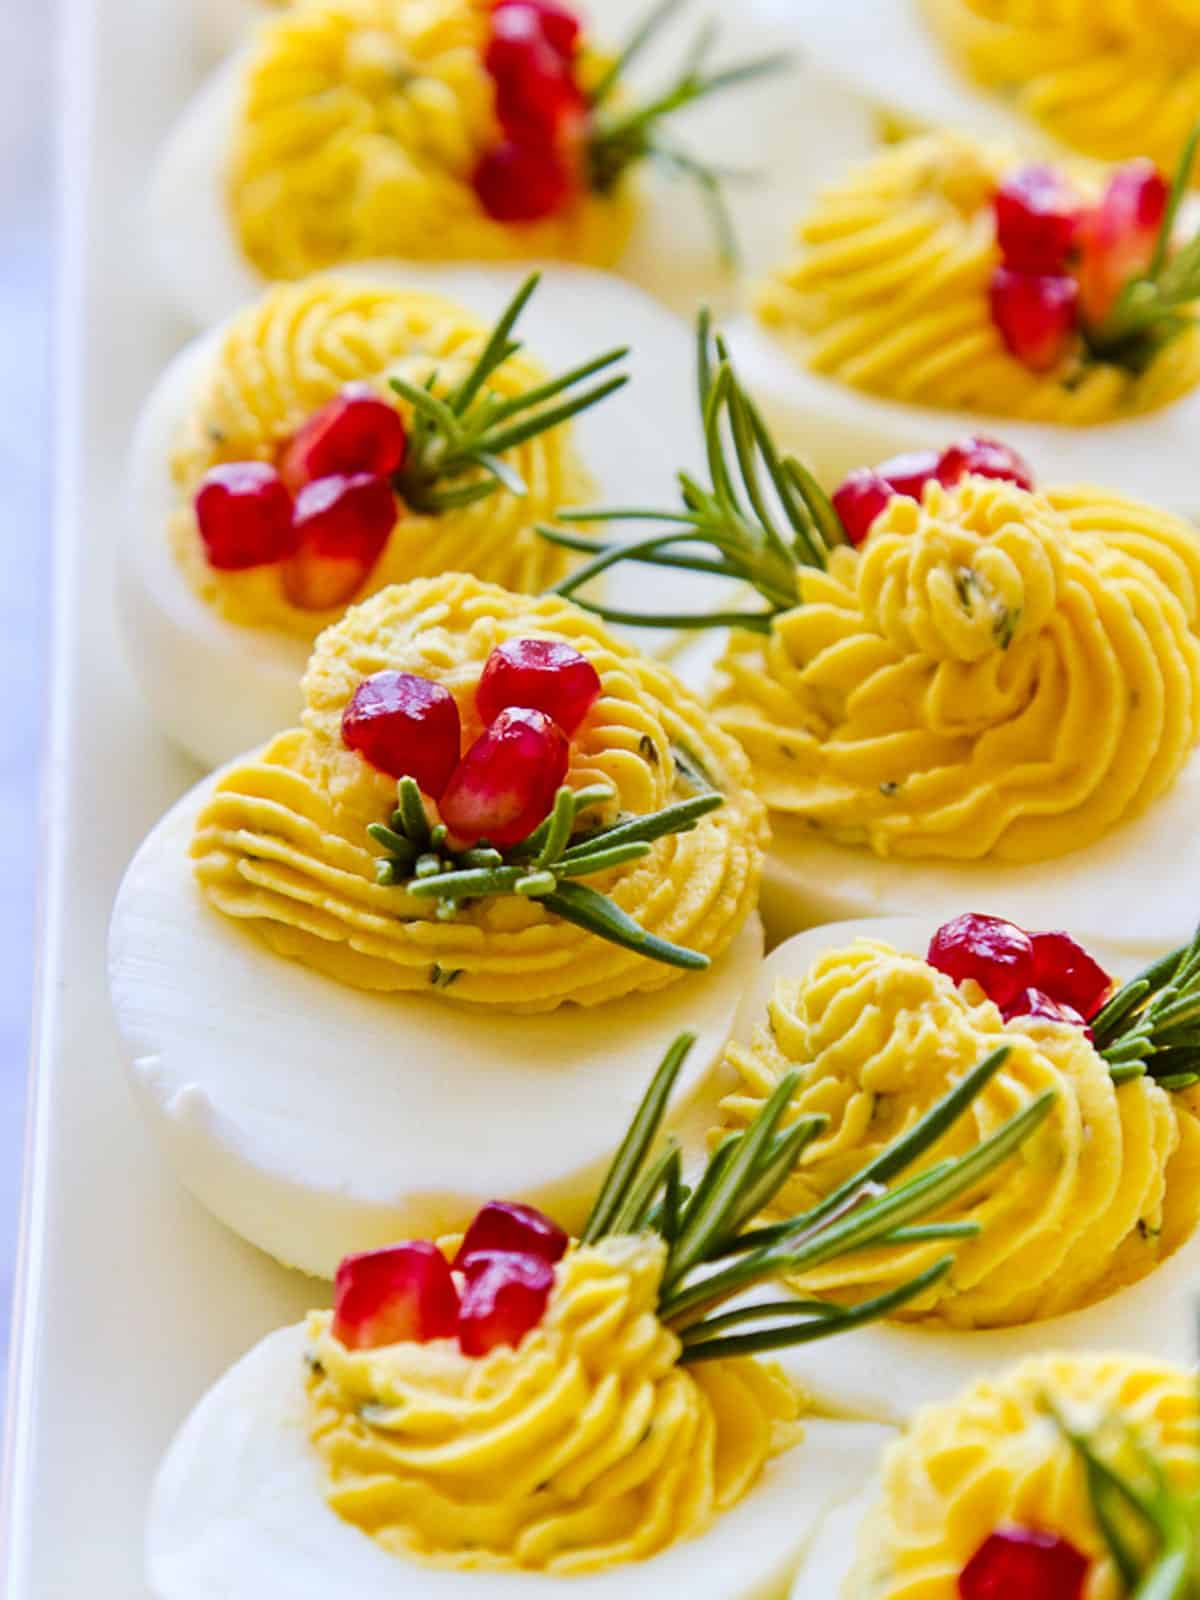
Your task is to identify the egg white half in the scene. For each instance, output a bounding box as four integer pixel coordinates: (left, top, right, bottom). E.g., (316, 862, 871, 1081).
(108, 763, 764, 1279)
(146, 4, 874, 328)
(147, 1321, 893, 1600)
(728, 916, 1200, 1423)
(121, 263, 720, 770)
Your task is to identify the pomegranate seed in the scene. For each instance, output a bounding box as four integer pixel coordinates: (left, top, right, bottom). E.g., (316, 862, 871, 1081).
(493, 0, 581, 58)
(990, 267, 1079, 371)
(993, 165, 1083, 273)
(485, 5, 585, 143)
(1078, 160, 1170, 325)
(928, 913, 1036, 1009)
(832, 469, 896, 547)
(457, 1250, 555, 1356)
(342, 671, 462, 796)
(452, 1200, 568, 1270)
(876, 450, 943, 500)
(1002, 986, 1091, 1036)
(959, 1528, 1089, 1600)
(194, 462, 299, 571)
(332, 1241, 460, 1350)
(278, 384, 407, 497)
(1030, 931, 1113, 1021)
(473, 140, 577, 222)
(281, 472, 397, 610)
(937, 435, 1035, 491)
(476, 638, 602, 734)
(439, 706, 569, 848)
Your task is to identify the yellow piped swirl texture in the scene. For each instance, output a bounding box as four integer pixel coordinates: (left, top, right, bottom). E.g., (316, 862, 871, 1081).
(228, 0, 636, 281)
(191, 575, 767, 1010)
(306, 1236, 803, 1574)
(171, 275, 590, 639)
(846, 1353, 1200, 1598)
(755, 131, 1200, 420)
(922, 0, 1200, 184)
(710, 475, 1200, 863)
(715, 939, 1200, 1327)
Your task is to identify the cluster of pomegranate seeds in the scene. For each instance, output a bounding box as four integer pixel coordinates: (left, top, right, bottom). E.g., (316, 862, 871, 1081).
(342, 672, 463, 797)
(331, 1200, 566, 1357)
(476, 636, 602, 733)
(194, 386, 407, 607)
(959, 1528, 1089, 1600)
(441, 706, 570, 848)
(928, 913, 1114, 1033)
(831, 436, 1035, 546)
(474, 0, 586, 223)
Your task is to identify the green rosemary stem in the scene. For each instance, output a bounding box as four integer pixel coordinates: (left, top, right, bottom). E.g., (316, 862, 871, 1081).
(1092, 924, 1200, 1088)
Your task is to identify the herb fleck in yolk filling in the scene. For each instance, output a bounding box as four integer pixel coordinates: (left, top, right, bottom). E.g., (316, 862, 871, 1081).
(190, 574, 766, 1009)
(716, 939, 1200, 1327)
(711, 474, 1200, 863)
(305, 1236, 802, 1574)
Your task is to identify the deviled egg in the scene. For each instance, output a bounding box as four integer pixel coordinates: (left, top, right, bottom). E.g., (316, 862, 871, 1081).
(149, 0, 870, 326)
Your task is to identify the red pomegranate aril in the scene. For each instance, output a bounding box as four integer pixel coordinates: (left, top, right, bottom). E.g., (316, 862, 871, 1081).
(476, 638, 602, 734)
(876, 450, 943, 501)
(1030, 930, 1113, 1021)
(993, 165, 1083, 273)
(473, 140, 577, 222)
(832, 469, 896, 547)
(990, 267, 1079, 371)
(1078, 160, 1170, 325)
(453, 1200, 569, 1269)
(1002, 986, 1091, 1036)
(282, 472, 397, 611)
(959, 1527, 1089, 1600)
(485, 5, 584, 143)
(937, 435, 1035, 492)
(278, 384, 407, 496)
(195, 461, 299, 571)
(928, 913, 1036, 1009)
(332, 1242, 461, 1350)
(493, 0, 581, 58)
(439, 706, 569, 848)
(342, 671, 462, 795)
(458, 1250, 555, 1356)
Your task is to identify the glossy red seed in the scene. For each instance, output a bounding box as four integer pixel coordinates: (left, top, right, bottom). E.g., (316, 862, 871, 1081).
(937, 435, 1035, 491)
(1078, 159, 1170, 325)
(194, 461, 299, 571)
(832, 469, 896, 547)
(928, 913, 1036, 1009)
(439, 706, 570, 848)
(493, 0, 581, 58)
(473, 139, 577, 222)
(476, 638, 602, 734)
(282, 472, 397, 610)
(989, 267, 1079, 371)
(1002, 987, 1092, 1039)
(959, 1528, 1089, 1600)
(485, 4, 585, 143)
(457, 1250, 556, 1356)
(1030, 930, 1113, 1021)
(993, 165, 1083, 273)
(342, 671, 462, 795)
(876, 450, 943, 501)
(278, 384, 407, 497)
(453, 1201, 569, 1269)
(332, 1242, 460, 1351)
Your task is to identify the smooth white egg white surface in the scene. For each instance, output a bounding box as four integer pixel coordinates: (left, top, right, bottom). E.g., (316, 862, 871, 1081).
(191, 0, 265, 65)
(146, 4, 874, 329)
(121, 262, 720, 771)
(147, 1321, 893, 1600)
(108, 764, 765, 1281)
(792, 1492, 869, 1599)
(727, 917, 1200, 1425)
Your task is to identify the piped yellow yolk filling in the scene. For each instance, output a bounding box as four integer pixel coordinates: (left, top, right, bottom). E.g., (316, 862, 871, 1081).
(847, 1353, 1199, 1598)
(305, 1237, 803, 1574)
(921, 0, 1200, 183)
(715, 940, 1200, 1328)
(228, 0, 636, 282)
(191, 574, 767, 1010)
(171, 276, 590, 638)
(710, 475, 1200, 863)
(755, 131, 1200, 421)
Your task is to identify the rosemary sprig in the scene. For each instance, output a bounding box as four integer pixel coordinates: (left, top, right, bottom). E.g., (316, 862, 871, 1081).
(369, 774, 723, 970)
(539, 311, 844, 631)
(581, 1036, 1055, 1361)
(1092, 925, 1200, 1091)
(389, 273, 628, 515)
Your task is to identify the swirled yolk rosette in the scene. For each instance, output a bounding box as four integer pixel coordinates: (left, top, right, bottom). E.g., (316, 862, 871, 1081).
(305, 1235, 803, 1573)
(755, 131, 1200, 421)
(710, 474, 1200, 863)
(714, 939, 1200, 1328)
(190, 574, 767, 1010)
(228, 0, 635, 282)
(170, 275, 590, 637)
(921, 0, 1200, 182)
(845, 1353, 1199, 1597)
